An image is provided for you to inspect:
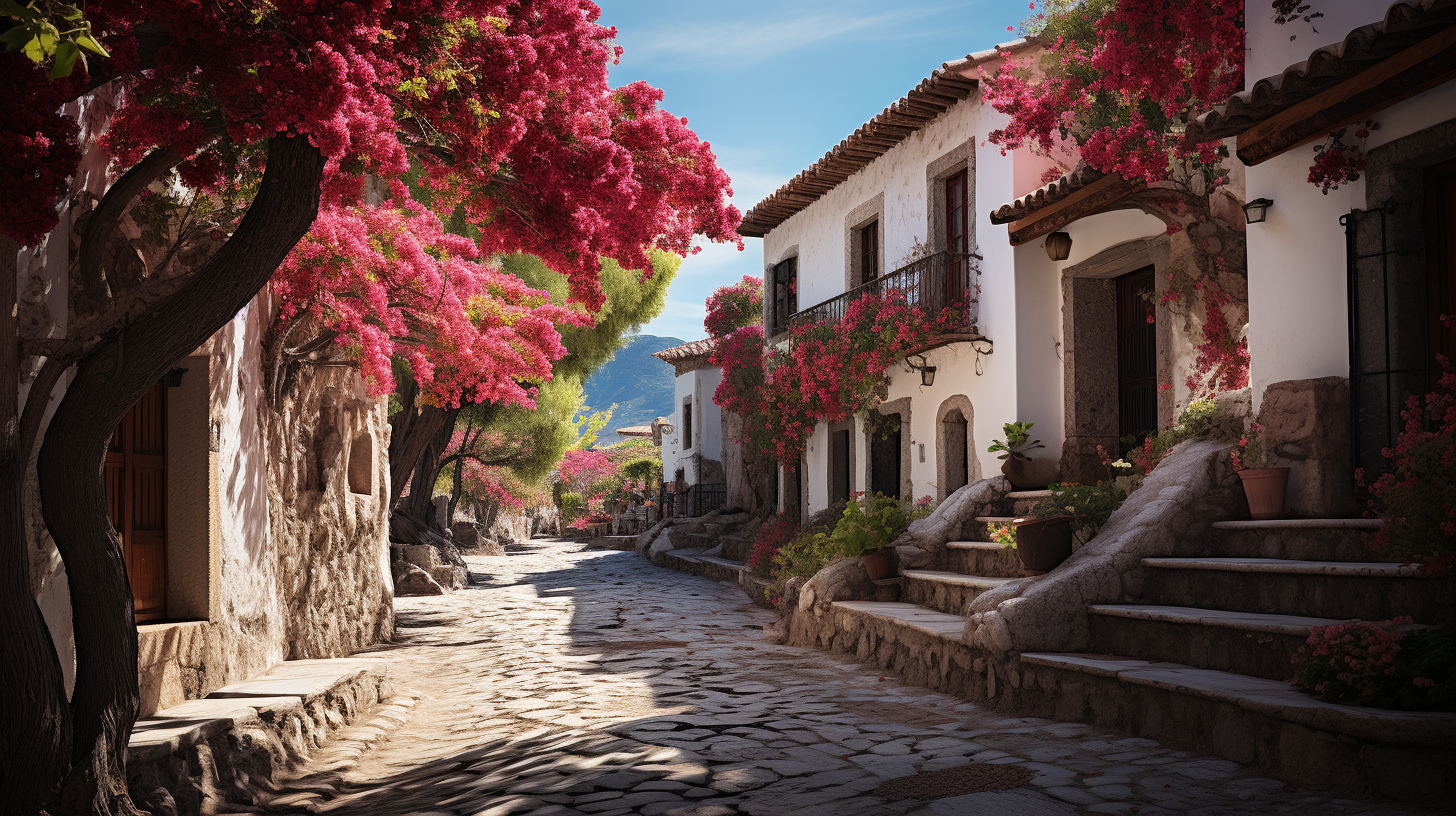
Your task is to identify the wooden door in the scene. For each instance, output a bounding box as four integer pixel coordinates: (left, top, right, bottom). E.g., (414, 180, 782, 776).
(106, 383, 167, 622)
(1117, 266, 1158, 454)
(1428, 157, 1456, 390)
(869, 414, 902, 500)
(944, 170, 969, 308)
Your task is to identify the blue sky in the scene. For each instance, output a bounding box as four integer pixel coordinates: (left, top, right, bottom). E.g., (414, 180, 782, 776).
(597, 0, 1029, 341)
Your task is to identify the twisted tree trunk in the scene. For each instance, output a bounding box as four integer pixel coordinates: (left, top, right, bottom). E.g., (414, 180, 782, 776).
(37, 134, 323, 815)
(0, 235, 73, 815)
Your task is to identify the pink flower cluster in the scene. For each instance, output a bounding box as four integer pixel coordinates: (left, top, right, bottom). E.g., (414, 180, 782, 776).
(274, 197, 589, 407)
(7, 1, 742, 308)
(747, 512, 799, 578)
(1293, 618, 1412, 706)
(1308, 120, 1381, 194)
(981, 0, 1242, 185)
(1361, 338, 1456, 577)
(712, 292, 960, 464)
(704, 276, 764, 339)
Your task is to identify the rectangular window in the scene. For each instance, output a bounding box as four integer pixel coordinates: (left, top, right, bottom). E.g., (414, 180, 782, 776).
(860, 221, 879, 285)
(682, 397, 693, 450)
(945, 170, 969, 305)
(771, 256, 798, 334)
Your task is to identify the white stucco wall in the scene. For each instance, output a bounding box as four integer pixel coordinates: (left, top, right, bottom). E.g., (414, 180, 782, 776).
(1241, 16, 1456, 408)
(662, 366, 724, 487)
(1245, 0, 1391, 87)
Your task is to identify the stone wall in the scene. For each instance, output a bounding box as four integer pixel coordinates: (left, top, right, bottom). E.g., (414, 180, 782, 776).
(263, 362, 394, 660)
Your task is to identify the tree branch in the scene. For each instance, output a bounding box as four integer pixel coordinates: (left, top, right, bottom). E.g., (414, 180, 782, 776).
(75, 147, 182, 308)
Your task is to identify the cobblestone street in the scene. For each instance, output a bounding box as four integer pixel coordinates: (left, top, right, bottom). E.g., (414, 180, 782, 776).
(262, 541, 1431, 816)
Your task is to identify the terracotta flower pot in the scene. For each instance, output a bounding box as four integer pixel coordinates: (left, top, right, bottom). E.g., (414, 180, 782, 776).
(861, 548, 893, 581)
(1013, 515, 1074, 575)
(1238, 467, 1290, 520)
(1002, 455, 1051, 490)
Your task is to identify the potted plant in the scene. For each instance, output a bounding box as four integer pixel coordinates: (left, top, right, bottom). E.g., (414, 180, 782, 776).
(988, 421, 1050, 489)
(993, 516, 1074, 576)
(830, 493, 926, 581)
(1232, 422, 1288, 519)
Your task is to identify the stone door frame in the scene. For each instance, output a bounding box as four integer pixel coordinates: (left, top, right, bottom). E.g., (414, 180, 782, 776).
(1059, 235, 1176, 483)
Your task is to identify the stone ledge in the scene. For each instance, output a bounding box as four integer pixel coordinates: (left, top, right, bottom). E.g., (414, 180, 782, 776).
(831, 601, 966, 639)
(127, 656, 392, 813)
(902, 570, 1012, 590)
(944, 540, 1004, 551)
(1211, 519, 1382, 531)
(1087, 604, 1349, 637)
(1140, 557, 1423, 577)
(1020, 652, 1456, 748)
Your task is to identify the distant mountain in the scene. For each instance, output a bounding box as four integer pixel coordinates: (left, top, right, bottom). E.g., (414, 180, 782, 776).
(581, 334, 684, 443)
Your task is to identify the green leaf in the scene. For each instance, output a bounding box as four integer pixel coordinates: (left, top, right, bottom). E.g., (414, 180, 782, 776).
(50, 39, 78, 77)
(0, 0, 32, 18)
(76, 32, 108, 57)
(0, 25, 29, 51)
(21, 33, 46, 62)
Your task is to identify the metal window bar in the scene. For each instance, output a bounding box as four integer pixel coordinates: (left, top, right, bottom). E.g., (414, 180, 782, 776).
(1344, 206, 1428, 481)
(787, 250, 981, 331)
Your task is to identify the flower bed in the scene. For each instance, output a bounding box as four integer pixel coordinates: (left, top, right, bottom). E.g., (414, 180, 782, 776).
(1293, 619, 1456, 711)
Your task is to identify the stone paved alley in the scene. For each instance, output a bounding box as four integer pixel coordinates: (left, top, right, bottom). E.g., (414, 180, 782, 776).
(260, 541, 1433, 816)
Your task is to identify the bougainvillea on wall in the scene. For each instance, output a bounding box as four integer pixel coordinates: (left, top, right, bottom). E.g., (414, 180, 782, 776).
(705, 275, 764, 339)
(712, 292, 963, 464)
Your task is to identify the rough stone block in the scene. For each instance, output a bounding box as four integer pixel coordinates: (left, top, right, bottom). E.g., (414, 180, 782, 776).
(1257, 377, 1360, 517)
(394, 563, 446, 596)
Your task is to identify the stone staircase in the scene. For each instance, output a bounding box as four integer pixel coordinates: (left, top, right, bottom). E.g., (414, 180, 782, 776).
(806, 495, 1456, 802)
(653, 516, 773, 608)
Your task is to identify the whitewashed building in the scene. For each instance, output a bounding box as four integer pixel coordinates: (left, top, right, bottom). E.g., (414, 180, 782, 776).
(740, 40, 1222, 517)
(653, 339, 728, 514)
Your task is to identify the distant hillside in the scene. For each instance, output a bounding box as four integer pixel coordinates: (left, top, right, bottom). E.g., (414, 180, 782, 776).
(581, 334, 683, 443)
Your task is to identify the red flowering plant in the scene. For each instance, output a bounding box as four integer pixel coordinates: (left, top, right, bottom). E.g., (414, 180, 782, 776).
(1309, 120, 1380, 195)
(983, 0, 1242, 187)
(714, 291, 959, 465)
(1293, 618, 1456, 711)
(1360, 333, 1456, 577)
(747, 512, 800, 578)
(705, 275, 764, 338)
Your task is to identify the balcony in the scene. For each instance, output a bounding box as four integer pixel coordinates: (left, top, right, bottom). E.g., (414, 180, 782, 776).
(787, 250, 982, 336)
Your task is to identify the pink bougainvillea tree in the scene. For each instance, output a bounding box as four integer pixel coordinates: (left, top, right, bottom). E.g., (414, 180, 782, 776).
(704, 275, 764, 338)
(1, 2, 740, 811)
(983, 0, 1251, 413)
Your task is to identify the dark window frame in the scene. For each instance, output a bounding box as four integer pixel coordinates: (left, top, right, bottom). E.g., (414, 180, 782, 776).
(682, 396, 693, 451)
(859, 220, 879, 285)
(771, 256, 798, 335)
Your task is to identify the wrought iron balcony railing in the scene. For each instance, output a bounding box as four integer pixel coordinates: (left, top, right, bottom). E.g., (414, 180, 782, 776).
(787, 250, 981, 332)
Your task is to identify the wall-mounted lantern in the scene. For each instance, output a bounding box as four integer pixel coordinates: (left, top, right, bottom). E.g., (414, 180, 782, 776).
(1045, 231, 1073, 261)
(906, 354, 937, 387)
(1242, 198, 1273, 224)
(163, 367, 188, 387)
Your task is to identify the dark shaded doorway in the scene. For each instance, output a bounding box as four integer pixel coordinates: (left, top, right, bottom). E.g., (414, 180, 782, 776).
(945, 170, 969, 306)
(106, 383, 168, 622)
(1117, 266, 1158, 454)
(829, 429, 851, 506)
(869, 413, 902, 499)
(942, 409, 969, 496)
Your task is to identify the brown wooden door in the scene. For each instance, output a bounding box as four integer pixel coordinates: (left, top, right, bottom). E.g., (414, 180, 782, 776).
(829, 429, 851, 506)
(945, 170, 969, 307)
(1427, 157, 1456, 390)
(869, 414, 902, 500)
(106, 383, 167, 622)
(1117, 266, 1158, 453)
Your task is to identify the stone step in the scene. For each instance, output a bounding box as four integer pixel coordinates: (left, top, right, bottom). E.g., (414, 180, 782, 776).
(1086, 604, 1351, 681)
(1018, 652, 1456, 783)
(1203, 519, 1381, 562)
(901, 570, 1014, 616)
(943, 540, 1023, 578)
(1007, 489, 1052, 516)
(1139, 558, 1454, 622)
(663, 548, 750, 585)
(829, 601, 966, 639)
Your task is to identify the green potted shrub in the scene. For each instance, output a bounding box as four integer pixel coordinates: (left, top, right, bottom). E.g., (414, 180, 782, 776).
(988, 421, 1052, 489)
(830, 494, 905, 580)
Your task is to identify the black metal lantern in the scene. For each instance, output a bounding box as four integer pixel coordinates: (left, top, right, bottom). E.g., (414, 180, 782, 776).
(1242, 198, 1273, 224)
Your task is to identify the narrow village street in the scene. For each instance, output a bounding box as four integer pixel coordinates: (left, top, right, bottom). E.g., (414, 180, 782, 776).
(258, 542, 1430, 816)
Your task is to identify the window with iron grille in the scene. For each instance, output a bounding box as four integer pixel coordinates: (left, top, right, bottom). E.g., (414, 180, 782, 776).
(860, 220, 879, 285)
(771, 256, 797, 334)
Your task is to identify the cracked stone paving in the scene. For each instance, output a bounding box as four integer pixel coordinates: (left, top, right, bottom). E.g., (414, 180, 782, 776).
(255, 540, 1435, 816)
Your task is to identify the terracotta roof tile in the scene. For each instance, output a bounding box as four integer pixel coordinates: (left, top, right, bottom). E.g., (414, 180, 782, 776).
(1188, 0, 1456, 142)
(740, 39, 1038, 238)
(652, 338, 718, 362)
